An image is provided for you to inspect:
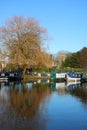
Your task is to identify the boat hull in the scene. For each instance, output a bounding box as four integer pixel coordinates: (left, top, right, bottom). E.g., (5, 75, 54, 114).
(66, 72, 82, 82)
(66, 75, 81, 82)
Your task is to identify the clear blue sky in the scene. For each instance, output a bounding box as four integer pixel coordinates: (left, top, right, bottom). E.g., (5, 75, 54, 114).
(0, 0, 87, 54)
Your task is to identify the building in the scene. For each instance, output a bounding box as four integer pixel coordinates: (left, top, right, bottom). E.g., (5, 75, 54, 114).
(58, 53, 67, 68)
(0, 61, 6, 70)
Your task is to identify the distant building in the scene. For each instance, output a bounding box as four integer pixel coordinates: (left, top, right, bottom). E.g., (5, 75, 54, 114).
(0, 61, 6, 70)
(49, 54, 55, 67)
(58, 53, 67, 68)
(45, 54, 55, 68)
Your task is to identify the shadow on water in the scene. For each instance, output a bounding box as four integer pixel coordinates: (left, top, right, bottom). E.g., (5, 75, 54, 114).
(0, 80, 87, 130)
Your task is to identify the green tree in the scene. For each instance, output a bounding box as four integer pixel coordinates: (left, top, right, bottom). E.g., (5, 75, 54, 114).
(78, 47, 87, 68)
(62, 47, 87, 69)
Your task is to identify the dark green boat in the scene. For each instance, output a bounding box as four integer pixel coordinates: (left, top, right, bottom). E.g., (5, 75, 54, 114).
(81, 72, 87, 82)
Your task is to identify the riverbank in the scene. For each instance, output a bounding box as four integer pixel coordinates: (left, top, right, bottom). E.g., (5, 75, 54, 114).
(23, 74, 50, 81)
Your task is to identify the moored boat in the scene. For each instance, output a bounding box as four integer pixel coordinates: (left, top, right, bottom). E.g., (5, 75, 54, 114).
(0, 71, 23, 81)
(65, 71, 82, 82)
(81, 72, 87, 82)
(8, 72, 23, 81)
(0, 72, 9, 81)
(50, 70, 66, 82)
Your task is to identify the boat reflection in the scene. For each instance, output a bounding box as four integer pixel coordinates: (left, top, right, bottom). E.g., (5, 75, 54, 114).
(25, 82, 33, 90)
(66, 81, 81, 91)
(0, 80, 87, 92)
(50, 81, 81, 91)
(50, 81, 87, 104)
(50, 82, 66, 94)
(68, 82, 87, 104)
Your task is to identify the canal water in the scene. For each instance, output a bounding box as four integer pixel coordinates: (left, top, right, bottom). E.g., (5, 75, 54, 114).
(0, 80, 87, 130)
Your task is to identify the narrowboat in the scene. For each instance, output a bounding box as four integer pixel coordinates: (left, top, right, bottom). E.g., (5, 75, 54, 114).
(50, 70, 66, 82)
(65, 71, 82, 82)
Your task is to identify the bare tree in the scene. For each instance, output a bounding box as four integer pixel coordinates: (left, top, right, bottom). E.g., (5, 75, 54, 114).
(0, 16, 49, 69)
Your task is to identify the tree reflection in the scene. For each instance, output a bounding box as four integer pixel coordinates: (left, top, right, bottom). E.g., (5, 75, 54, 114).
(0, 81, 52, 130)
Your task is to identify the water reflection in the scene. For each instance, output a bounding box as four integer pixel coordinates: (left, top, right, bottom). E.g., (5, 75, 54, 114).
(69, 82, 87, 104)
(0, 80, 87, 130)
(0, 80, 52, 130)
(50, 81, 87, 104)
(66, 81, 81, 91)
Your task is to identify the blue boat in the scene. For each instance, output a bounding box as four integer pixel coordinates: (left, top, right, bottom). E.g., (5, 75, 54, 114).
(66, 71, 82, 82)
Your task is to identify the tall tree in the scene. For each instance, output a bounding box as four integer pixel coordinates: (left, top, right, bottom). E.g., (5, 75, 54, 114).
(78, 47, 87, 68)
(61, 47, 87, 69)
(0, 16, 49, 68)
